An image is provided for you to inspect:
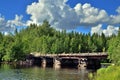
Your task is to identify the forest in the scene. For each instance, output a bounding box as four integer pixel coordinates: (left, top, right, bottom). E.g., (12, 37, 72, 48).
(0, 20, 117, 62)
(90, 25, 120, 80)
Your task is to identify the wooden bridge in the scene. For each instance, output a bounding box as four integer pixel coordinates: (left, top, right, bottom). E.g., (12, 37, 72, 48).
(28, 53, 108, 69)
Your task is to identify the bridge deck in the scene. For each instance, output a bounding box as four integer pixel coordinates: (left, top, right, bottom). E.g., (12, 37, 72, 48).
(30, 53, 108, 58)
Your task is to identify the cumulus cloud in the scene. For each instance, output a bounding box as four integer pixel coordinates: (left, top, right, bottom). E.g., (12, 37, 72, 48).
(27, 0, 78, 29)
(91, 24, 119, 36)
(0, 14, 25, 32)
(91, 24, 103, 35)
(27, 0, 111, 29)
(103, 25, 119, 36)
(109, 7, 120, 25)
(74, 3, 109, 26)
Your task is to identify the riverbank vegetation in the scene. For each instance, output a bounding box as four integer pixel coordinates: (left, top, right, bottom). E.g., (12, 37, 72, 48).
(93, 66, 120, 80)
(91, 28, 120, 80)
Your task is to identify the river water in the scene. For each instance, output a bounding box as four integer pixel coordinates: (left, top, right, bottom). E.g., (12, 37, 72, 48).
(0, 64, 93, 80)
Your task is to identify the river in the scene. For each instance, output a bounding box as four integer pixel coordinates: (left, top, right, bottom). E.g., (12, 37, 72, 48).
(0, 64, 93, 80)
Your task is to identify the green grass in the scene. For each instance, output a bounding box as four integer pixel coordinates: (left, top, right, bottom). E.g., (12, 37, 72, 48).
(93, 66, 120, 80)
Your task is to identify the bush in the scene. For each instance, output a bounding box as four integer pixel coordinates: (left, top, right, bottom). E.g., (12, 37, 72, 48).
(94, 66, 120, 80)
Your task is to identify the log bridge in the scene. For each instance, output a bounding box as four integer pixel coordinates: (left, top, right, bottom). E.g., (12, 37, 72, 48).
(27, 53, 108, 69)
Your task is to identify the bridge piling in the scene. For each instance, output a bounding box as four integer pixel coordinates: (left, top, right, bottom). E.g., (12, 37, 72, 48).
(41, 58, 46, 68)
(53, 58, 61, 69)
(78, 58, 87, 69)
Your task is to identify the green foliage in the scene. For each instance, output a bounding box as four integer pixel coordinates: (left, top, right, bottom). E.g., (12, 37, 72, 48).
(93, 66, 120, 80)
(0, 21, 111, 61)
(108, 29, 120, 65)
(94, 28, 120, 80)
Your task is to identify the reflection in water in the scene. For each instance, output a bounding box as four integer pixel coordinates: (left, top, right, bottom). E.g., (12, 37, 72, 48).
(0, 64, 92, 80)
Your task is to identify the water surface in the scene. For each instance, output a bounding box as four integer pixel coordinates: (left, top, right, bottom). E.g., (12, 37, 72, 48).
(0, 64, 92, 80)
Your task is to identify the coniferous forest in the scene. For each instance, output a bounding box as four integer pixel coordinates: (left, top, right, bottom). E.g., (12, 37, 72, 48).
(0, 20, 117, 62)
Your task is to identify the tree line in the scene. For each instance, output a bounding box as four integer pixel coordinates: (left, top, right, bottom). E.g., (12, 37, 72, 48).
(0, 20, 115, 62)
(91, 28, 120, 80)
(108, 29, 120, 65)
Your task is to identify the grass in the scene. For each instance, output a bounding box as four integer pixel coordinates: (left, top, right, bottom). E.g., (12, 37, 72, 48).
(92, 66, 120, 80)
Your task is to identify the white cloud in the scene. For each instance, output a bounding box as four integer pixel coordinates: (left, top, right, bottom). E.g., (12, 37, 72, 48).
(75, 3, 109, 26)
(116, 6, 120, 14)
(103, 25, 119, 36)
(91, 24, 119, 36)
(27, 0, 110, 29)
(7, 15, 26, 27)
(107, 7, 120, 25)
(0, 15, 13, 32)
(91, 24, 103, 35)
(27, 0, 79, 29)
(0, 14, 25, 32)
(110, 15, 120, 25)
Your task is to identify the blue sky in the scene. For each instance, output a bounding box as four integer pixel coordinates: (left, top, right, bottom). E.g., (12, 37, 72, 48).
(0, 0, 37, 20)
(0, 0, 120, 36)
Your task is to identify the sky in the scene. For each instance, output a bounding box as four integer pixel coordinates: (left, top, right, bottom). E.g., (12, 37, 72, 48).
(0, 0, 120, 36)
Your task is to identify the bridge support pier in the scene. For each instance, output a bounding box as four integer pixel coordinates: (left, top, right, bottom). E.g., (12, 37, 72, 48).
(41, 58, 46, 68)
(54, 58, 61, 69)
(77, 58, 87, 69)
